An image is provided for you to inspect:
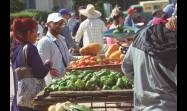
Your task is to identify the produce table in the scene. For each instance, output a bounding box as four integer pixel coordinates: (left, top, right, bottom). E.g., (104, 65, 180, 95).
(66, 64, 123, 73)
(32, 89, 133, 111)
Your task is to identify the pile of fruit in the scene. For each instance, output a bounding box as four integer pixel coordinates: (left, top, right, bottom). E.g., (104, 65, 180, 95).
(79, 43, 102, 56)
(105, 43, 129, 60)
(48, 101, 93, 111)
(44, 69, 132, 94)
(69, 55, 121, 68)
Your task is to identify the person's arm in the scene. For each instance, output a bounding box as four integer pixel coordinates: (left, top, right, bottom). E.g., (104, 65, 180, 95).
(72, 22, 80, 37)
(27, 44, 50, 79)
(121, 43, 134, 83)
(75, 22, 84, 43)
(37, 39, 51, 67)
(102, 21, 107, 32)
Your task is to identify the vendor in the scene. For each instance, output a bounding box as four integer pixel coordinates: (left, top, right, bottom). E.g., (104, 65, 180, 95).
(124, 8, 136, 27)
(106, 7, 125, 45)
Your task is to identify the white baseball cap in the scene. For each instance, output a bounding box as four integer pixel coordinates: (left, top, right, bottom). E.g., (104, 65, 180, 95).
(46, 13, 64, 24)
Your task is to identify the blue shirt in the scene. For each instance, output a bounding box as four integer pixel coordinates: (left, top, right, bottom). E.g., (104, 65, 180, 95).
(124, 15, 134, 27)
(163, 4, 174, 18)
(60, 25, 78, 49)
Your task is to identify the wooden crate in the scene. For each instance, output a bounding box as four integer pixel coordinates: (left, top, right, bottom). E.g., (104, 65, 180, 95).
(65, 64, 123, 73)
(32, 89, 133, 111)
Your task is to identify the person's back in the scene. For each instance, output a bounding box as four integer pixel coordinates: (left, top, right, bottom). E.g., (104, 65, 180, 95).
(122, 23, 177, 111)
(75, 4, 107, 47)
(79, 18, 106, 46)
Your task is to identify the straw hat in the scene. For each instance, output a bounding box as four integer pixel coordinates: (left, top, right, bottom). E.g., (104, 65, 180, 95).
(79, 4, 101, 18)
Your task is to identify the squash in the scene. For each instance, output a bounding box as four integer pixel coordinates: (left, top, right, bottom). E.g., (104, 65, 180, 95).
(109, 50, 122, 60)
(105, 44, 119, 58)
(79, 43, 102, 56)
(48, 105, 56, 111)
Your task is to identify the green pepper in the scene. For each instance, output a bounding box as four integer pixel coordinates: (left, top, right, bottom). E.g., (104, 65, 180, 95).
(116, 78, 125, 89)
(103, 77, 115, 86)
(102, 85, 111, 90)
(83, 73, 93, 82)
(112, 85, 122, 90)
(75, 79, 85, 90)
(85, 80, 97, 90)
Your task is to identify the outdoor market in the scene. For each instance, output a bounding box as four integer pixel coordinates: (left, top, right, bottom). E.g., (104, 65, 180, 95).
(10, 0, 177, 111)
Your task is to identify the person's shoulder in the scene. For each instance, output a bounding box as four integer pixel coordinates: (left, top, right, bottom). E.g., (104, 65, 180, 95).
(25, 43, 38, 53)
(37, 36, 52, 46)
(58, 34, 66, 40)
(96, 19, 105, 24)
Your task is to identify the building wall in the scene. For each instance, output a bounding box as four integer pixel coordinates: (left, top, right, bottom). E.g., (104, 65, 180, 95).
(35, 0, 73, 12)
(35, 0, 54, 12)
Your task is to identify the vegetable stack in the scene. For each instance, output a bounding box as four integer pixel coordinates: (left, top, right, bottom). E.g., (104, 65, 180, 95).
(44, 69, 133, 95)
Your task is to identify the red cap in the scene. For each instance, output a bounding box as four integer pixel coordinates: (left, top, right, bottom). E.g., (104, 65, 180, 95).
(128, 8, 136, 14)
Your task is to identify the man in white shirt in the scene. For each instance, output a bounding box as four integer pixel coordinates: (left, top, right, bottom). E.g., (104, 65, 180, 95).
(37, 13, 75, 85)
(75, 4, 107, 48)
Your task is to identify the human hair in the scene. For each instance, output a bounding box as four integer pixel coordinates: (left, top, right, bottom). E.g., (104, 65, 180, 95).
(12, 18, 38, 44)
(112, 12, 124, 26)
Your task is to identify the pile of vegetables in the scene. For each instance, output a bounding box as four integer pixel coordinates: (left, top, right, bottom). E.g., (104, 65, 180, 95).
(48, 101, 93, 111)
(44, 69, 132, 94)
(69, 55, 121, 68)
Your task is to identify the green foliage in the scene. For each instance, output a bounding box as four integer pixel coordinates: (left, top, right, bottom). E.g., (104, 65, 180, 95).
(10, 0, 25, 13)
(10, 10, 49, 22)
(72, 0, 103, 15)
(52, 6, 60, 12)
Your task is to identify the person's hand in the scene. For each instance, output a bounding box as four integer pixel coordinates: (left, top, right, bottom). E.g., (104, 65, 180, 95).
(50, 68, 61, 77)
(69, 48, 80, 55)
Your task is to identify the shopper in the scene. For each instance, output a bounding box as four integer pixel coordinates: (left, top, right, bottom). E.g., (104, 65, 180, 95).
(67, 11, 79, 34)
(72, 6, 87, 48)
(124, 8, 136, 27)
(75, 4, 107, 48)
(10, 18, 54, 111)
(147, 9, 163, 26)
(37, 13, 76, 85)
(106, 6, 125, 45)
(58, 8, 79, 54)
(121, 18, 177, 111)
(163, 3, 175, 19)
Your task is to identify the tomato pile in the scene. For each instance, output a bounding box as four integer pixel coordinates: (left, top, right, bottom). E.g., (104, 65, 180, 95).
(69, 55, 121, 68)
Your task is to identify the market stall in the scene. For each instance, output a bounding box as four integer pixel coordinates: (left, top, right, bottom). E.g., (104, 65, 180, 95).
(32, 28, 135, 111)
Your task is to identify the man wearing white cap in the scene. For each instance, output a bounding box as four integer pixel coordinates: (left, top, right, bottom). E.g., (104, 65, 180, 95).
(37, 13, 75, 85)
(75, 4, 107, 48)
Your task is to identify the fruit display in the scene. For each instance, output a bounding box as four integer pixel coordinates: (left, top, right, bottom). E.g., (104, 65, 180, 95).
(105, 44, 120, 58)
(105, 42, 130, 59)
(44, 69, 133, 94)
(48, 101, 93, 111)
(69, 55, 121, 68)
(79, 43, 102, 56)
